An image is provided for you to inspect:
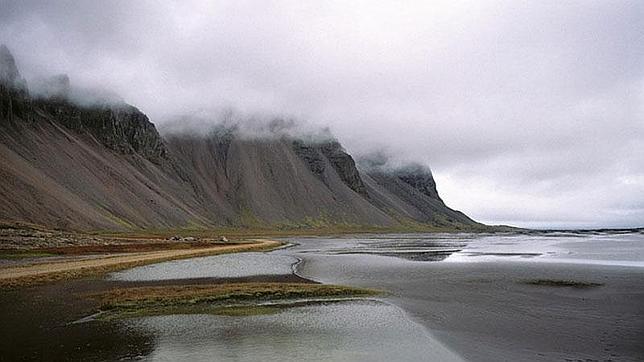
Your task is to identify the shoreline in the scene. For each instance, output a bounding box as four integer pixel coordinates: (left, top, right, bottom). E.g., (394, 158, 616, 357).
(0, 220, 511, 251)
(0, 237, 389, 360)
(2, 230, 642, 360)
(0, 239, 283, 287)
(293, 250, 644, 361)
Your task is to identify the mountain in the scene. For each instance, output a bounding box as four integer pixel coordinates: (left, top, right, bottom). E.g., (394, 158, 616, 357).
(0, 46, 480, 231)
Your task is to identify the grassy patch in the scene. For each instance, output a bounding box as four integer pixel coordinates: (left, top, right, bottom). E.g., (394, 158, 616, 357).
(91, 282, 381, 319)
(95, 282, 381, 308)
(91, 221, 497, 240)
(523, 279, 603, 288)
(99, 304, 284, 320)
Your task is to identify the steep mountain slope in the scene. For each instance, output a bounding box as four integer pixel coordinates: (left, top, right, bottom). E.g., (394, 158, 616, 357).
(165, 133, 396, 227)
(0, 46, 479, 231)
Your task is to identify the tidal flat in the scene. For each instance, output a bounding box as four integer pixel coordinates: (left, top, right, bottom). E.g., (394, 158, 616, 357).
(1, 231, 643, 361)
(288, 232, 644, 361)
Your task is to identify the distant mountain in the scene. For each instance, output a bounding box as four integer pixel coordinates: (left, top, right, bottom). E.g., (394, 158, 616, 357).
(0, 45, 480, 231)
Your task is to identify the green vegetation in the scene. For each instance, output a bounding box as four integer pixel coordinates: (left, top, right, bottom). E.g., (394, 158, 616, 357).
(92, 282, 381, 320)
(238, 207, 266, 228)
(523, 279, 603, 288)
(2, 216, 499, 244)
(98, 204, 138, 230)
(96, 282, 381, 308)
(91, 221, 497, 240)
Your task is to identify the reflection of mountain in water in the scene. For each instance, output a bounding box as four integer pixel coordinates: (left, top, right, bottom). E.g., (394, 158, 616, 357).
(312, 238, 468, 262)
(371, 250, 458, 262)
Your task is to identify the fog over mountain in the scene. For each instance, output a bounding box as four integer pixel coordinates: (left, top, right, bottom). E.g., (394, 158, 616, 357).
(1, 1, 642, 228)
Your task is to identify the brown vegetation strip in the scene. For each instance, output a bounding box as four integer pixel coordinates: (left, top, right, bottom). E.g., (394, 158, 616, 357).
(0, 239, 283, 288)
(93, 282, 381, 310)
(37, 242, 238, 255)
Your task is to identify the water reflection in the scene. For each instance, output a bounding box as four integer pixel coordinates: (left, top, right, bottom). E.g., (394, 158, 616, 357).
(296, 236, 468, 262)
(110, 252, 298, 281)
(287, 230, 644, 266)
(126, 300, 462, 362)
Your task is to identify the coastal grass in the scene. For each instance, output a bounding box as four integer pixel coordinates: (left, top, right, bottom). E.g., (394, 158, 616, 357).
(92, 222, 496, 241)
(0, 219, 504, 253)
(523, 279, 603, 288)
(92, 282, 381, 320)
(38, 241, 254, 255)
(0, 240, 284, 288)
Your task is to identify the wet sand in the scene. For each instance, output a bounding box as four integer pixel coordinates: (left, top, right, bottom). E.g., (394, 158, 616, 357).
(392, 262, 644, 361)
(296, 253, 644, 361)
(2, 232, 643, 361)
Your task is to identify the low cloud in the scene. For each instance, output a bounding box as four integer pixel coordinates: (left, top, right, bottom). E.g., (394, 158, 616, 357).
(158, 108, 336, 144)
(1, 0, 642, 228)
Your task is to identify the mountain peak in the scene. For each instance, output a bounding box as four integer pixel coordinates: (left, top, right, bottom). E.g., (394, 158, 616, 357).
(0, 45, 26, 91)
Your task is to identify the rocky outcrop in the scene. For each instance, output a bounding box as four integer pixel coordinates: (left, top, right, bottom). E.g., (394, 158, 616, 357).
(35, 100, 169, 164)
(292, 140, 326, 176)
(318, 141, 369, 197)
(1, 46, 167, 165)
(359, 162, 476, 226)
(0, 45, 31, 125)
(0, 45, 27, 92)
(291, 139, 369, 198)
(393, 164, 442, 201)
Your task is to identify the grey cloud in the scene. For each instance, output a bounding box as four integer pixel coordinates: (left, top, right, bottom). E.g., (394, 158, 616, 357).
(157, 108, 336, 144)
(1, 0, 642, 228)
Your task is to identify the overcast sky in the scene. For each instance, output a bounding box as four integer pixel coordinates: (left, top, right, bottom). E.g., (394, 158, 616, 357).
(1, 0, 642, 228)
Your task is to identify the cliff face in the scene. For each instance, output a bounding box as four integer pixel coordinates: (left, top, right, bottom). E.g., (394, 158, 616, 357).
(0, 46, 478, 230)
(292, 140, 368, 197)
(0, 45, 27, 92)
(165, 134, 394, 227)
(34, 100, 169, 164)
(361, 166, 474, 226)
(393, 164, 442, 201)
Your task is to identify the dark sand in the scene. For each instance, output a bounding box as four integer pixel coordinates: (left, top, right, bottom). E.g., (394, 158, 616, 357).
(296, 255, 644, 361)
(3, 234, 643, 361)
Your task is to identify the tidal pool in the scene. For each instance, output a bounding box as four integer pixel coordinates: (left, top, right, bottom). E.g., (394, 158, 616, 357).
(109, 252, 299, 281)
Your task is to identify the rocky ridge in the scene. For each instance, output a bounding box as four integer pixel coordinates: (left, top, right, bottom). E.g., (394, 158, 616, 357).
(0, 45, 479, 231)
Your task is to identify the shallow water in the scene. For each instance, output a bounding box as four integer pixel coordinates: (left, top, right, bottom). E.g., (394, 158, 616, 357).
(107, 231, 644, 362)
(106, 243, 464, 361)
(109, 252, 298, 281)
(282, 231, 644, 361)
(127, 300, 462, 362)
(283, 231, 644, 268)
